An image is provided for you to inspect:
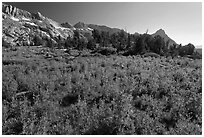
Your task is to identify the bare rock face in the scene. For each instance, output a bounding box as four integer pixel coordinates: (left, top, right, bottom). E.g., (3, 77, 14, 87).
(2, 3, 32, 19)
(2, 3, 75, 47)
(2, 4, 16, 15)
(35, 12, 45, 20)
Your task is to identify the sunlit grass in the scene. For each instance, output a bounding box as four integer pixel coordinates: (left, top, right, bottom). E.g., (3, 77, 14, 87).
(2, 48, 202, 135)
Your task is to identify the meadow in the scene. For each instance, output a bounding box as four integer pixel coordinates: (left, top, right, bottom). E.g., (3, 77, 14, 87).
(2, 46, 202, 135)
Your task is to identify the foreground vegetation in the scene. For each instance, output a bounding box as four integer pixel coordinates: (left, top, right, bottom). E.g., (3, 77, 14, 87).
(2, 46, 202, 135)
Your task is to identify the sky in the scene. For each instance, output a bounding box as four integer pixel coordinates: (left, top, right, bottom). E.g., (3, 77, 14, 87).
(4, 2, 202, 46)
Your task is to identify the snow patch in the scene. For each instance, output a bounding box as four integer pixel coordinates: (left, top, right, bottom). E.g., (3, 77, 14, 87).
(88, 27, 93, 31)
(25, 22, 37, 26)
(60, 49, 68, 51)
(41, 31, 50, 38)
(77, 28, 83, 31)
(22, 17, 30, 21)
(55, 26, 67, 30)
(10, 16, 19, 21)
(55, 26, 71, 31)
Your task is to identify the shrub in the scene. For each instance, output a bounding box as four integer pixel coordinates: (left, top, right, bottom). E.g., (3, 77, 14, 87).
(87, 39, 96, 50)
(33, 35, 44, 46)
(2, 48, 202, 135)
(143, 52, 160, 58)
(2, 38, 11, 48)
(96, 47, 117, 55)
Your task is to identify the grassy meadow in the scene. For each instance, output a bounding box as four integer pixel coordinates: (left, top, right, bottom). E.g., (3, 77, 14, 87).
(2, 46, 202, 135)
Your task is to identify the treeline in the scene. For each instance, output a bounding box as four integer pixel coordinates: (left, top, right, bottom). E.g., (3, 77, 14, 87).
(29, 29, 200, 58)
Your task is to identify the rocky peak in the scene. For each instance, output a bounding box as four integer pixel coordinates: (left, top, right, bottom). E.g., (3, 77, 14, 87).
(152, 29, 178, 48)
(74, 21, 87, 28)
(2, 3, 32, 19)
(152, 28, 170, 39)
(154, 29, 166, 36)
(2, 3, 16, 16)
(34, 11, 45, 20)
(61, 22, 74, 28)
(2, 3, 75, 47)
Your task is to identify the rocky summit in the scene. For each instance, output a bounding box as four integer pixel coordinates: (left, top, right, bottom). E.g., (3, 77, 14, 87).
(2, 3, 76, 47)
(152, 29, 178, 48)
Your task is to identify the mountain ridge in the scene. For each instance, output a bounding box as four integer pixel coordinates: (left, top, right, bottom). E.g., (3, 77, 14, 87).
(2, 3, 179, 49)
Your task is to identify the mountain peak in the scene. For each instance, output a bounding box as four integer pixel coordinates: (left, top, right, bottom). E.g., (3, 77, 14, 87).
(2, 3, 75, 47)
(74, 21, 87, 28)
(35, 11, 45, 20)
(61, 22, 74, 28)
(2, 3, 32, 19)
(152, 29, 178, 48)
(153, 29, 168, 38)
(155, 29, 166, 35)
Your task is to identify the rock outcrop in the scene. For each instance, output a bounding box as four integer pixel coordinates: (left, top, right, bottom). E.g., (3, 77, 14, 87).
(151, 29, 178, 49)
(2, 3, 74, 47)
(2, 3, 32, 19)
(34, 12, 45, 20)
(61, 22, 74, 29)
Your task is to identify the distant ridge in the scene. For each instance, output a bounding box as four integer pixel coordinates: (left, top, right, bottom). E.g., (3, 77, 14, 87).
(87, 24, 122, 34)
(61, 22, 74, 29)
(2, 3, 181, 49)
(74, 21, 88, 29)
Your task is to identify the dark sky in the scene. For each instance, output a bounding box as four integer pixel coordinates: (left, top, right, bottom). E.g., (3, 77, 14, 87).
(4, 2, 202, 46)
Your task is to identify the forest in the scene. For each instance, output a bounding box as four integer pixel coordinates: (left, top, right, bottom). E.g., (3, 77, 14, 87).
(29, 29, 201, 59)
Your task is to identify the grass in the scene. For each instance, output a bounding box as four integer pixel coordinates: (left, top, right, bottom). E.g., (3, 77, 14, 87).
(2, 46, 202, 135)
